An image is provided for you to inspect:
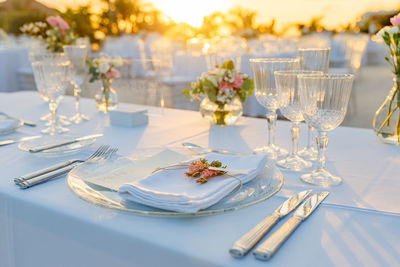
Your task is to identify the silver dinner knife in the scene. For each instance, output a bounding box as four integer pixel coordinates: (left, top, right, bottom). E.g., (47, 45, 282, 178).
(253, 191, 329, 260)
(29, 134, 103, 153)
(182, 142, 245, 156)
(229, 190, 312, 257)
(0, 135, 41, 146)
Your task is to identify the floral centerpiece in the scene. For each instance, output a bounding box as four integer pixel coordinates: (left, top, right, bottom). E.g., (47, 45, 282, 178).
(87, 54, 123, 113)
(20, 16, 76, 52)
(182, 60, 253, 125)
(373, 13, 400, 144)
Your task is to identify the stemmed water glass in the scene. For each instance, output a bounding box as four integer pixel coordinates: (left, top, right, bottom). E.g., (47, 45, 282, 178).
(274, 70, 322, 171)
(297, 48, 330, 160)
(29, 52, 71, 125)
(298, 73, 354, 187)
(64, 45, 90, 123)
(250, 58, 298, 159)
(32, 59, 71, 135)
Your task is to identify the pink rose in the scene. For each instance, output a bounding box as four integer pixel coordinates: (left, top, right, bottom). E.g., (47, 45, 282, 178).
(232, 75, 244, 88)
(218, 81, 232, 93)
(105, 68, 120, 79)
(390, 13, 400, 26)
(46, 16, 70, 33)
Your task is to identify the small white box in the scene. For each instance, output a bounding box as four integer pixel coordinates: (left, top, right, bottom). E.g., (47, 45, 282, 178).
(109, 107, 148, 127)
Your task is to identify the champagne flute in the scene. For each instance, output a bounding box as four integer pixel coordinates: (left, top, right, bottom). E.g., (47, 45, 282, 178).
(298, 48, 330, 160)
(274, 70, 322, 171)
(250, 58, 298, 159)
(298, 73, 354, 187)
(32, 59, 70, 135)
(64, 45, 89, 123)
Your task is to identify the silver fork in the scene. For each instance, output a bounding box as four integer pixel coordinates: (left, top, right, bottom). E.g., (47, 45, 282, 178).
(14, 145, 110, 185)
(17, 146, 118, 189)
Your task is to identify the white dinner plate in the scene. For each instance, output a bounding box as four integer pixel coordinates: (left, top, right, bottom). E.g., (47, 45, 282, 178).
(66, 147, 284, 217)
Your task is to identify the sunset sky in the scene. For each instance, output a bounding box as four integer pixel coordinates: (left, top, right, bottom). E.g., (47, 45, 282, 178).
(20, 0, 400, 28)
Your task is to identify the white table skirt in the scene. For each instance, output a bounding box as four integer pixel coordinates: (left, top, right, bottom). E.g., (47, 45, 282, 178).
(0, 91, 399, 267)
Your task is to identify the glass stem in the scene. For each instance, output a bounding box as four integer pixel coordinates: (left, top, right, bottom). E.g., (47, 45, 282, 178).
(306, 124, 314, 149)
(266, 111, 277, 146)
(49, 100, 57, 131)
(290, 121, 301, 157)
(74, 83, 81, 115)
(316, 131, 329, 171)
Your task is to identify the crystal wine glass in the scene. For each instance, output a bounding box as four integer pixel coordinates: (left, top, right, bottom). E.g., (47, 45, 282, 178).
(29, 52, 70, 126)
(250, 58, 298, 159)
(64, 45, 90, 123)
(298, 73, 354, 187)
(298, 48, 330, 160)
(274, 70, 322, 171)
(32, 59, 70, 135)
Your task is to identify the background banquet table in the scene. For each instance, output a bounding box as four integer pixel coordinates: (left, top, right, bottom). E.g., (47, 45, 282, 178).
(0, 91, 399, 267)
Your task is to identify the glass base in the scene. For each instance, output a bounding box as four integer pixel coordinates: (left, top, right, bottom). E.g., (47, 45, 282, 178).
(42, 114, 70, 126)
(276, 155, 312, 171)
(40, 113, 51, 121)
(70, 113, 90, 124)
(41, 125, 70, 135)
(253, 144, 288, 159)
(300, 168, 342, 187)
(298, 146, 318, 161)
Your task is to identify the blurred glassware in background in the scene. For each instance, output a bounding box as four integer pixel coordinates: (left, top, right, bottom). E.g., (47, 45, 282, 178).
(298, 73, 354, 187)
(32, 57, 71, 135)
(149, 39, 175, 110)
(250, 58, 298, 159)
(298, 47, 330, 161)
(64, 45, 90, 124)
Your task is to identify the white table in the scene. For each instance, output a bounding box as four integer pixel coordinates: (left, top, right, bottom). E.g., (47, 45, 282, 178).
(0, 91, 399, 267)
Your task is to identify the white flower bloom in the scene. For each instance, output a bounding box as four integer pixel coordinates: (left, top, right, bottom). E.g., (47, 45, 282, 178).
(376, 26, 393, 38)
(32, 26, 39, 33)
(99, 62, 109, 73)
(388, 26, 400, 34)
(112, 56, 123, 67)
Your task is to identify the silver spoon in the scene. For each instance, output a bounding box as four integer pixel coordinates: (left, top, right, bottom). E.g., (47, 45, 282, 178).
(182, 142, 245, 155)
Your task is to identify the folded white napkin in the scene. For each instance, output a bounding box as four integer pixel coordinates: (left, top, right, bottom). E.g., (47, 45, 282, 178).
(0, 119, 19, 131)
(118, 153, 267, 213)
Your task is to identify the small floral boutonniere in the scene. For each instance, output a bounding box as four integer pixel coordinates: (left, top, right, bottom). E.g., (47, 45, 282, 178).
(185, 158, 227, 184)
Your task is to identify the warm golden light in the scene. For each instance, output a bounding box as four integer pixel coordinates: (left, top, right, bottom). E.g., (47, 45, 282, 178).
(150, 0, 230, 27)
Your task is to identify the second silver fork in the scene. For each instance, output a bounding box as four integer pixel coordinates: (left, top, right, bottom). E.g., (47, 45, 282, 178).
(15, 145, 118, 189)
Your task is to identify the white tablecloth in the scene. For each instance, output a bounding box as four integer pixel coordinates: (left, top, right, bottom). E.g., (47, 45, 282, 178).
(0, 91, 399, 267)
(0, 48, 30, 92)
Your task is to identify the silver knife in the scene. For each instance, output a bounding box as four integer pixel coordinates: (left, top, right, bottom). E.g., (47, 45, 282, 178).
(253, 191, 329, 260)
(0, 135, 42, 146)
(29, 134, 103, 153)
(229, 190, 312, 257)
(182, 142, 245, 156)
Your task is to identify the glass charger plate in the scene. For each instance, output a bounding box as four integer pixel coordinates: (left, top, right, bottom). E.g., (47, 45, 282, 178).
(66, 147, 284, 217)
(18, 135, 97, 157)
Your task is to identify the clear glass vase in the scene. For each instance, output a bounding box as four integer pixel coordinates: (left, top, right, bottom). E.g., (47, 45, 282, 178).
(373, 75, 400, 145)
(199, 97, 243, 126)
(95, 79, 118, 113)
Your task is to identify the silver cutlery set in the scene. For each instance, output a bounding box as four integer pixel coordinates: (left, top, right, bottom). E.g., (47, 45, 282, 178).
(10, 133, 115, 189)
(230, 190, 329, 260)
(12, 139, 328, 258)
